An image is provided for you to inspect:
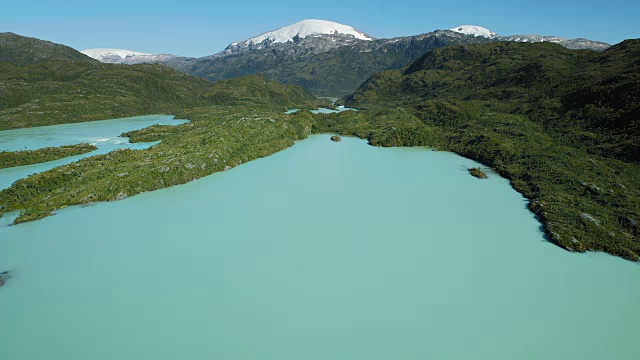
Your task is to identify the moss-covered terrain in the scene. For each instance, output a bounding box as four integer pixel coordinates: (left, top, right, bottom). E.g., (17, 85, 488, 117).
(0, 33, 326, 130)
(0, 143, 97, 169)
(316, 40, 640, 261)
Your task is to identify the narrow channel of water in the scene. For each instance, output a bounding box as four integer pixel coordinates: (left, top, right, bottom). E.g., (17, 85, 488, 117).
(0, 115, 187, 189)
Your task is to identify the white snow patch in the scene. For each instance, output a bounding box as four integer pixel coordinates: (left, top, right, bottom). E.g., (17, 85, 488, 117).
(81, 48, 152, 61)
(246, 19, 373, 45)
(450, 25, 498, 39)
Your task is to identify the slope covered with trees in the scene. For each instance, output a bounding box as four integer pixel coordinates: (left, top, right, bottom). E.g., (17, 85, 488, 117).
(0, 33, 324, 130)
(317, 40, 640, 260)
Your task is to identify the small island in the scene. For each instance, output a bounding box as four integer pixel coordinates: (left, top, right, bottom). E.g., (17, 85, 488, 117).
(0, 143, 97, 169)
(469, 167, 488, 179)
(330, 135, 342, 142)
(0, 270, 10, 287)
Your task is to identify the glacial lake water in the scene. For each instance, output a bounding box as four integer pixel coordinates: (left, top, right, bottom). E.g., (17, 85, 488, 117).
(0, 115, 187, 189)
(0, 135, 639, 359)
(285, 106, 356, 114)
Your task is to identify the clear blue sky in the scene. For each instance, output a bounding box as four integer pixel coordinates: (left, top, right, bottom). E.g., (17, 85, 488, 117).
(2, 0, 638, 57)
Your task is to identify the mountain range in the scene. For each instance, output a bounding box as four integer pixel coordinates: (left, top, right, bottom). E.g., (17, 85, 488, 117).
(80, 48, 178, 64)
(81, 20, 611, 96)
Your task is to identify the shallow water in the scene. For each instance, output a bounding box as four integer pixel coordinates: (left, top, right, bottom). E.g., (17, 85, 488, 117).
(310, 106, 356, 114)
(0, 135, 638, 359)
(0, 115, 187, 189)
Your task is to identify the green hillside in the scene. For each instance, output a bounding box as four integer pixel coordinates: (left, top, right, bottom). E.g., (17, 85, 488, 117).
(0, 33, 324, 130)
(319, 40, 640, 260)
(0, 32, 94, 65)
(0, 60, 211, 129)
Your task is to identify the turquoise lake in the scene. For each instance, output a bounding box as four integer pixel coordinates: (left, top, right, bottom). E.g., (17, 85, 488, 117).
(285, 106, 356, 114)
(0, 115, 187, 189)
(0, 134, 639, 359)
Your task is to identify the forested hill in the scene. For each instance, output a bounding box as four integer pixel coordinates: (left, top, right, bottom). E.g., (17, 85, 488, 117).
(344, 40, 640, 162)
(319, 40, 640, 260)
(0, 33, 323, 130)
(0, 32, 95, 65)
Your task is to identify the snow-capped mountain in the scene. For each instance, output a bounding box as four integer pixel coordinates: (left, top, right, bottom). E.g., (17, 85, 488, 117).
(81, 20, 610, 96)
(450, 25, 498, 39)
(81, 48, 178, 65)
(447, 25, 610, 51)
(248, 19, 373, 44)
(223, 19, 374, 54)
(498, 34, 611, 51)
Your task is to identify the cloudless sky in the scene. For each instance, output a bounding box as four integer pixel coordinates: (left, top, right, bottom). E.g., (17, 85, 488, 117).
(1, 0, 638, 57)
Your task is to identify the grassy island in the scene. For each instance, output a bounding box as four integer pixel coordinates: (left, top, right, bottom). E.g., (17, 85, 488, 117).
(0, 143, 97, 169)
(469, 167, 488, 179)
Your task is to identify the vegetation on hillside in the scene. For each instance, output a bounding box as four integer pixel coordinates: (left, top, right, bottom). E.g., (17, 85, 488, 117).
(0, 143, 97, 169)
(0, 33, 326, 130)
(0, 32, 94, 65)
(0, 108, 315, 224)
(317, 40, 640, 260)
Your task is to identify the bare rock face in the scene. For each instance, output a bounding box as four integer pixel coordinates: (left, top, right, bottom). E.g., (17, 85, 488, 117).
(115, 191, 128, 201)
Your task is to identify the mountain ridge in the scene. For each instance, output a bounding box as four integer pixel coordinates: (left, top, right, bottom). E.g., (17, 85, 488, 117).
(3, 21, 615, 97)
(160, 21, 610, 96)
(81, 20, 611, 65)
(0, 32, 95, 65)
(81, 48, 179, 65)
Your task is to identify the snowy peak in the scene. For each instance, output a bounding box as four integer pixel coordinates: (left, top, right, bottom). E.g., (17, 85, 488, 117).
(219, 19, 375, 55)
(81, 48, 152, 61)
(80, 48, 178, 65)
(245, 19, 374, 46)
(450, 25, 498, 39)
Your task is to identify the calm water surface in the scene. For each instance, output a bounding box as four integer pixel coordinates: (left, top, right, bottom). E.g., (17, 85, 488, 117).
(285, 106, 356, 114)
(0, 115, 187, 189)
(0, 135, 638, 359)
